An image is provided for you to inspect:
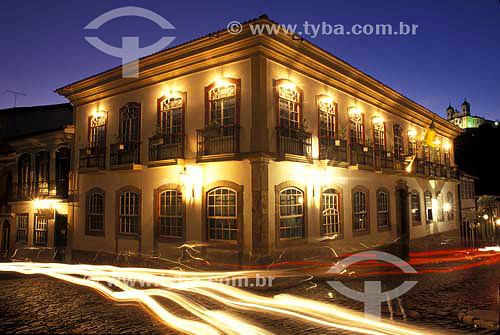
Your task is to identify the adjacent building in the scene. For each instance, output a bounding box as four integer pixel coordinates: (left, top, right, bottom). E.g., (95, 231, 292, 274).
(0, 103, 74, 256)
(53, 16, 461, 262)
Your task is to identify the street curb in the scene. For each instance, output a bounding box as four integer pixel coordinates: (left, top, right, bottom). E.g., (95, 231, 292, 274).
(458, 311, 499, 331)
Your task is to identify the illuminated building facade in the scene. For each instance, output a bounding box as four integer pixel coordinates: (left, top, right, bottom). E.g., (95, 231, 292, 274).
(0, 104, 74, 255)
(55, 16, 461, 261)
(446, 99, 497, 129)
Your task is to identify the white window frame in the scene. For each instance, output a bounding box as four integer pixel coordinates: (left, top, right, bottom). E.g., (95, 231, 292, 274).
(278, 85, 300, 129)
(119, 191, 139, 234)
(321, 189, 339, 236)
(353, 190, 368, 231)
(87, 192, 104, 232)
(207, 187, 238, 241)
(159, 189, 183, 238)
(279, 187, 305, 239)
(377, 190, 390, 228)
(34, 216, 48, 245)
(208, 83, 237, 127)
(16, 214, 28, 242)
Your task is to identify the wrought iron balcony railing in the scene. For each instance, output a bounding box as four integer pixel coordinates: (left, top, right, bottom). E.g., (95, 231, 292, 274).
(79, 147, 106, 170)
(110, 141, 141, 166)
(349, 143, 374, 167)
(319, 137, 348, 163)
(374, 149, 394, 170)
(10, 179, 69, 201)
(276, 127, 312, 157)
(149, 134, 184, 162)
(196, 125, 240, 157)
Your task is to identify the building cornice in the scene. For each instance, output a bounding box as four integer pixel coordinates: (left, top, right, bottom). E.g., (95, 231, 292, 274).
(55, 17, 460, 138)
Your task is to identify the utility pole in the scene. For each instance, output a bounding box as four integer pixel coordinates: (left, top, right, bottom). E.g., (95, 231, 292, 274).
(5, 90, 26, 107)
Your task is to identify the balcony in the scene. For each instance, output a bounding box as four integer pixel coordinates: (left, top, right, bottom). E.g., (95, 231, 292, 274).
(149, 134, 184, 163)
(415, 158, 426, 175)
(276, 127, 312, 159)
(394, 154, 405, 171)
(79, 147, 105, 170)
(10, 179, 69, 201)
(110, 141, 141, 167)
(196, 125, 240, 159)
(319, 137, 348, 164)
(374, 149, 394, 170)
(349, 143, 374, 168)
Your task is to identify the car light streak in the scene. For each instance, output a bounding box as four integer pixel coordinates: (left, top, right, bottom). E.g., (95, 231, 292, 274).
(0, 262, 444, 335)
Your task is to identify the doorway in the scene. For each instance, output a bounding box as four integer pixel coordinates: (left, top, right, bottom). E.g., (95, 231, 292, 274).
(1, 220, 10, 251)
(395, 184, 410, 260)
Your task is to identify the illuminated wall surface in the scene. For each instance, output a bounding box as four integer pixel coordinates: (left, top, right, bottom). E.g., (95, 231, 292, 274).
(2, 18, 462, 259)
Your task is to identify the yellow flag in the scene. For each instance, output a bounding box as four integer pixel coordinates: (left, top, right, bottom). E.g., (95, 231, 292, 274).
(423, 121, 436, 147)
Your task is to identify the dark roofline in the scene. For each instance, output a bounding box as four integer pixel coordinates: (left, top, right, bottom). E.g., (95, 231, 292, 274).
(2, 126, 68, 142)
(0, 103, 72, 114)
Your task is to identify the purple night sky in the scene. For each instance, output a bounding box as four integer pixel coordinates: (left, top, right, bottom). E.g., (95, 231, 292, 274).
(0, 0, 499, 120)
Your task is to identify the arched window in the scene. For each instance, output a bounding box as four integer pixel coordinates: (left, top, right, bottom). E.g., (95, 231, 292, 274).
(352, 187, 368, 232)
(119, 190, 140, 234)
(321, 188, 340, 236)
(373, 120, 386, 151)
(279, 187, 305, 239)
(447, 192, 455, 221)
(437, 192, 444, 222)
(119, 103, 141, 143)
(408, 131, 417, 156)
(207, 79, 238, 127)
(89, 112, 106, 149)
(159, 189, 183, 238)
(207, 187, 238, 241)
(318, 97, 336, 139)
(377, 189, 390, 228)
(278, 82, 301, 129)
(35, 151, 50, 196)
(393, 124, 403, 160)
(424, 191, 433, 223)
(411, 191, 422, 225)
(159, 94, 184, 137)
(87, 190, 104, 234)
(349, 109, 364, 145)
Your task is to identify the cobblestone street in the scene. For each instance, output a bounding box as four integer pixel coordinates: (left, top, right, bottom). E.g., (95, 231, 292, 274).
(1, 258, 499, 335)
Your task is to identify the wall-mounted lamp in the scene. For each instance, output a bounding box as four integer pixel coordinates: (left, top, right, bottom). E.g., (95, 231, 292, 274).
(348, 106, 361, 116)
(433, 139, 441, 146)
(179, 167, 194, 198)
(33, 198, 54, 210)
(279, 81, 296, 91)
(92, 110, 106, 119)
(372, 116, 384, 124)
(443, 142, 451, 150)
(408, 129, 417, 139)
(483, 214, 489, 220)
(443, 202, 451, 212)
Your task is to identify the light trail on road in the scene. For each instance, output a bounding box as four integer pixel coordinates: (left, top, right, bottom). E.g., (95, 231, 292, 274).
(0, 262, 445, 335)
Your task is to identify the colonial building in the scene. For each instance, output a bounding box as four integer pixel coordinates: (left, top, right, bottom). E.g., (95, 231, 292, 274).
(0, 103, 74, 256)
(55, 16, 461, 262)
(447, 99, 497, 129)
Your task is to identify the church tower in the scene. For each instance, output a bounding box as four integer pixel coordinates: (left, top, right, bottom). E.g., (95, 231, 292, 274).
(461, 98, 471, 116)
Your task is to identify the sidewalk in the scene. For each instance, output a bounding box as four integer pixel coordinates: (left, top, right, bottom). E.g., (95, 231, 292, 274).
(458, 310, 498, 332)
